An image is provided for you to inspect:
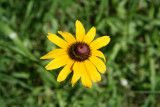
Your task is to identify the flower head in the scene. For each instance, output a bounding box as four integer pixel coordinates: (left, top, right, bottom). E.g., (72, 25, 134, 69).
(41, 20, 110, 88)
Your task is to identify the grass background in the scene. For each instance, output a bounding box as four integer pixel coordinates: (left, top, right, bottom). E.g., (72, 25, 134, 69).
(0, 0, 160, 107)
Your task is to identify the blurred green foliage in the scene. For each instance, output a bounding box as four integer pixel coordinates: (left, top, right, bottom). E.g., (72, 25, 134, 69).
(0, 0, 160, 107)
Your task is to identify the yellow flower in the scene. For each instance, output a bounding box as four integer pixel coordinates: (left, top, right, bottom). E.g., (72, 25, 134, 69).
(41, 20, 110, 88)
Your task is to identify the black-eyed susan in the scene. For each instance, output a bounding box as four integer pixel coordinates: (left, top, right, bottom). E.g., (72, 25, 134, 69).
(41, 20, 110, 88)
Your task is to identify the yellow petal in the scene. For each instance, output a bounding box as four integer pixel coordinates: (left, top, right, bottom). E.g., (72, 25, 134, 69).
(57, 59, 74, 82)
(90, 36, 110, 50)
(45, 55, 69, 70)
(81, 62, 92, 88)
(58, 31, 76, 44)
(47, 33, 69, 48)
(84, 60, 101, 82)
(83, 27, 96, 44)
(89, 56, 106, 74)
(75, 20, 85, 41)
(71, 62, 81, 87)
(40, 49, 67, 59)
(92, 50, 106, 63)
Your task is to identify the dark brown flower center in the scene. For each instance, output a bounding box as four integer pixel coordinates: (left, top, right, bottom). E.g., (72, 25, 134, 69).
(68, 42, 91, 61)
